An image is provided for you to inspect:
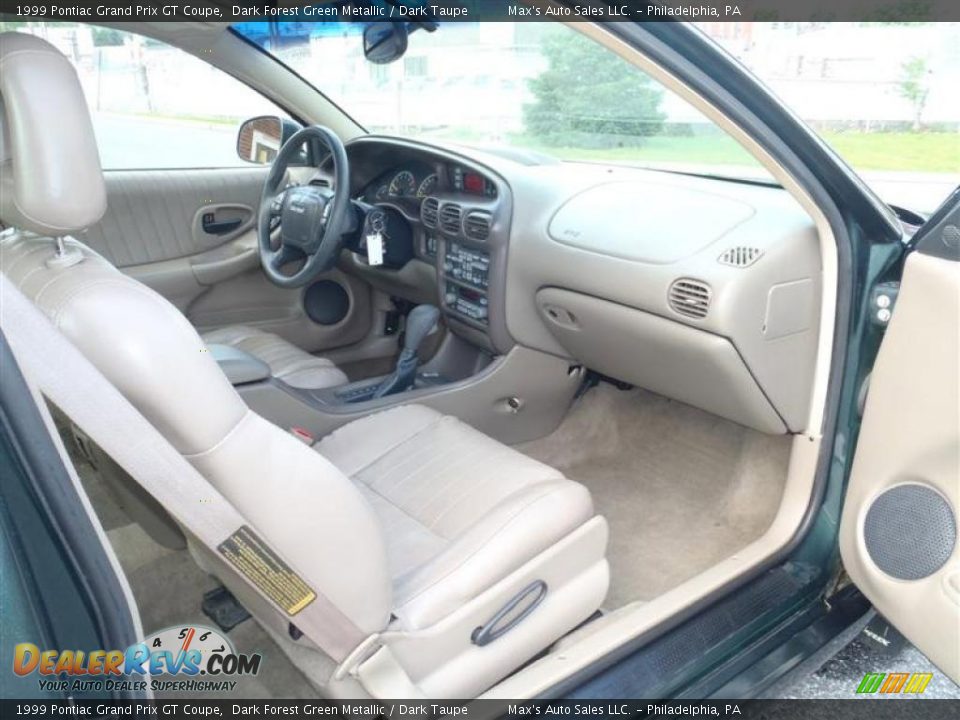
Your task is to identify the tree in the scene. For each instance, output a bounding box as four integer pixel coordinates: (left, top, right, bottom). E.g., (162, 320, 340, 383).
(92, 27, 125, 47)
(899, 57, 931, 131)
(524, 29, 665, 148)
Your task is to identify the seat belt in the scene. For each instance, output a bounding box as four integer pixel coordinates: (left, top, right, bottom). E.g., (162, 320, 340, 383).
(0, 275, 371, 665)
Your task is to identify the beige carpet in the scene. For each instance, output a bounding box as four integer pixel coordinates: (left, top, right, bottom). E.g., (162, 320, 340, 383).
(517, 382, 791, 608)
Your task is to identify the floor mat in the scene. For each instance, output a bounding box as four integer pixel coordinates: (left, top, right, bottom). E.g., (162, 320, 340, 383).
(517, 382, 791, 607)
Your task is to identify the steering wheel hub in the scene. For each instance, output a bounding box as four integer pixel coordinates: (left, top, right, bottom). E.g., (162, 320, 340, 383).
(281, 186, 331, 252)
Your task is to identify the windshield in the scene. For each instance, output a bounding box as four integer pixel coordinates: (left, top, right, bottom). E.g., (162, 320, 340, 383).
(234, 20, 959, 212)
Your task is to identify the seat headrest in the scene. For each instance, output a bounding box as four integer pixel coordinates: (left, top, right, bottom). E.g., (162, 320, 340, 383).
(0, 32, 106, 236)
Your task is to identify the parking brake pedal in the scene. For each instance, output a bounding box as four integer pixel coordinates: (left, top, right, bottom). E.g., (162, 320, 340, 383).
(201, 586, 251, 632)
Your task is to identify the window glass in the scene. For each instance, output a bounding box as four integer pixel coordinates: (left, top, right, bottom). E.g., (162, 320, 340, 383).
(237, 20, 959, 212)
(699, 22, 959, 213)
(0, 22, 286, 169)
(234, 21, 771, 182)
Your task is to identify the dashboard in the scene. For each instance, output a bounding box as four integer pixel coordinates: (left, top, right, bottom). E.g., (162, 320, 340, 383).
(334, 135, 823, 436)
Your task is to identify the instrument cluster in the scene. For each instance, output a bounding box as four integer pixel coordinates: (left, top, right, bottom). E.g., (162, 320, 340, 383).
(362, 163, 440, 206)
(360, 162, 497, 210)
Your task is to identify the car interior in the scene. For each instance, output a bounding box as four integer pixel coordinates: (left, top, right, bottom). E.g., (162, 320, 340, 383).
(0, 21, 838, 700)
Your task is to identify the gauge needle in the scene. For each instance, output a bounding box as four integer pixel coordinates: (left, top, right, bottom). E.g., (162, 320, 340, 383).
(180, 628, 196, 653)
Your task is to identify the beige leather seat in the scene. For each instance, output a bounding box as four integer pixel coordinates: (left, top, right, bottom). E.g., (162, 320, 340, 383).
(318, 404, 597, 630)
(0, 33, 609, 698)
(202, 324, 348, 389)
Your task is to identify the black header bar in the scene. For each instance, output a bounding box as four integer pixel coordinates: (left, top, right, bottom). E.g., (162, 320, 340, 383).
(1, 0, 959, 24)
(2, 699, 960, 719)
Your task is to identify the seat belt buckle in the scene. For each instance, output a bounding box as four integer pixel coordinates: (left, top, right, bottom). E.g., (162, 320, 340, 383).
(290, 426, 314, 445)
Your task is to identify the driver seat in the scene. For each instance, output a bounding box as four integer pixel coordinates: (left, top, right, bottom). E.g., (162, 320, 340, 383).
(201, 324, 348, 390)
(0, 33, 609, 698)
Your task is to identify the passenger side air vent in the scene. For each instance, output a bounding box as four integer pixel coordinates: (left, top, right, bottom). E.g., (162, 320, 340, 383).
(668, 279, 712, 319)
(718, 246, 763, 267)
(463, 211, 492, 241)
(421, 197, 440, 228)
(439, 202, 462, 235)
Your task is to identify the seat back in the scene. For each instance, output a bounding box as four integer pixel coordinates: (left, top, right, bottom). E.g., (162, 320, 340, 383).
(0, 32, 392, 640)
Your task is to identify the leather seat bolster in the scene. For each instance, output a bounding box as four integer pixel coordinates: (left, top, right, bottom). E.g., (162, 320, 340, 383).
(188, 412, 394, 634)
(0, 235, 247, 456)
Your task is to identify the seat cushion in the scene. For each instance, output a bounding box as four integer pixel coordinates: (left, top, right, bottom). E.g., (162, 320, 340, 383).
(202, 325, 348, 390)
(316, 405, 595, 629)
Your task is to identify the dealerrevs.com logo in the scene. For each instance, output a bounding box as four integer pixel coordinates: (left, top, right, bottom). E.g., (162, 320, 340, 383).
(13, 625, 261, 693)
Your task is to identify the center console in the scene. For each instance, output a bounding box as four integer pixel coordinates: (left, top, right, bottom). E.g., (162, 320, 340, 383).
(421, 179, 512, 353)
(443, 242, 490, 323)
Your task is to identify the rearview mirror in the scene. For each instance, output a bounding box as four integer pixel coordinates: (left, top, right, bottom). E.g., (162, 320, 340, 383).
(363, 23, 408, 65)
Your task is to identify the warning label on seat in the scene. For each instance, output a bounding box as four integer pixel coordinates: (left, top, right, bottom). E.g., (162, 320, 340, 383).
(217, 525, 316, 615)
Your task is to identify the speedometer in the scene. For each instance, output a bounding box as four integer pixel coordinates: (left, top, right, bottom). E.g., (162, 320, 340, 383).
(417, 173, 438, 198)
(388, 170, 416, 197)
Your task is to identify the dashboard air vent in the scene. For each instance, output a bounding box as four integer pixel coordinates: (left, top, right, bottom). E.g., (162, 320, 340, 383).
(718, 246, 763, 267)
(421, 197, 440, 228)
(463, 211, 492, 241)
(309, 177, 331, 188)
(668, 279, 712, 319)
(439, 203, 462, 235)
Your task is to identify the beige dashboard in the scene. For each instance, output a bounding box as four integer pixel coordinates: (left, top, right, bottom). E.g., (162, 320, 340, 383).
(340, 138, 822, 435)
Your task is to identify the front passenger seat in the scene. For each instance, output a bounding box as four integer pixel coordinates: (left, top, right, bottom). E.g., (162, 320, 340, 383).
(0, 32, 609, 698)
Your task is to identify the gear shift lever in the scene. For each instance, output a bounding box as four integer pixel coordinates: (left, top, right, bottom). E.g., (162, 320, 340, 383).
(373, 304, 440, 398)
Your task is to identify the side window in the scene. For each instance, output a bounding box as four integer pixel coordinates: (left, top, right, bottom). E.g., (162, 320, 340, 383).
(5, 24, 286, 170)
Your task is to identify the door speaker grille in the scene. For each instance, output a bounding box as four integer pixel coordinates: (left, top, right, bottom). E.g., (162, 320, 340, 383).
(864, 484, 956, 580)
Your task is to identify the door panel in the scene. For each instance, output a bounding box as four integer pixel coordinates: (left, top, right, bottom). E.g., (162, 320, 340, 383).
(82, 168, 373, 353)
(839, 250, 959, 683)
(83, 168, 267, 266)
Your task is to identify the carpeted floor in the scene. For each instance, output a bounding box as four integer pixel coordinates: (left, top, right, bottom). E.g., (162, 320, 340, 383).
(517, 382, 792, 608)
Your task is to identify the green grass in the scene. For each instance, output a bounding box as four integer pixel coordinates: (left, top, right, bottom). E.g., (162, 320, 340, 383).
(820, 132, 959, 173)
(510, 132, 960, 175)
(513, 133, 757, 167)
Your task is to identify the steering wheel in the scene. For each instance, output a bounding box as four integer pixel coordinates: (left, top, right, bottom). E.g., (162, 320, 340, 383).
(258, 125, 351, 288)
